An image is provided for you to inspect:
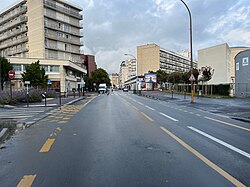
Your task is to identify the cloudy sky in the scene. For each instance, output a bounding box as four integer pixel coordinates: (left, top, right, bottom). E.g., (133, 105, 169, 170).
(1, 0, 250, 73)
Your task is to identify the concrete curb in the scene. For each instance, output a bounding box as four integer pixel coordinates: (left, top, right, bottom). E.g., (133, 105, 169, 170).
(0, 128, 9, 142)
(18, 96, 87, 129)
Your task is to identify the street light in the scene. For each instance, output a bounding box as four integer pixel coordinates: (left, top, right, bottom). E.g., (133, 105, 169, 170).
(180, 0, 194, 103)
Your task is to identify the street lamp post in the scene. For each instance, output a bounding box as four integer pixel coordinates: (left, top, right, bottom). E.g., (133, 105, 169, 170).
(180, 0, 194, 103)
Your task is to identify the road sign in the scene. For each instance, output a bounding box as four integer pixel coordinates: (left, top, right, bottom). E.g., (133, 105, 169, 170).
(47, 79, 52, 85)
(189, 74, 196, 81)
(8, 71, 15, 79)
(24, 81, 30, 85)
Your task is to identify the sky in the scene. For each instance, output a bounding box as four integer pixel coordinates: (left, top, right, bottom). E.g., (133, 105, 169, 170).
(1, 0, 250, 74)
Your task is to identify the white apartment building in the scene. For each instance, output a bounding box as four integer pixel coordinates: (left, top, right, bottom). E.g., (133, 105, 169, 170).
(0, 0, 86, 92)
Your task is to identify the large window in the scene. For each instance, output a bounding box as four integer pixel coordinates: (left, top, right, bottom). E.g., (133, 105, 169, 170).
(13, 64, 22, 71)
(50, 65, 59, 73)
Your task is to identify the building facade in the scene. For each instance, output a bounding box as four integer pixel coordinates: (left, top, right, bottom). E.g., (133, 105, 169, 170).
(110, 73, 119, 88)
(0, 0, 86, 92)
(235, 50, 250, 97)
(198, 43, 250, 85)
(118, 61, 129, 88)
(81, 54, 97, 78)
(137, 44, 196, 76)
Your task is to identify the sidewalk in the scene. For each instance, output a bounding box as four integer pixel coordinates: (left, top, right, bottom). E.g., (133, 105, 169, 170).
(0, 92, 96, 143)
(140, 90, 250, 123)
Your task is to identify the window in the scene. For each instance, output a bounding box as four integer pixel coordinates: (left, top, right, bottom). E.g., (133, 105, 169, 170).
(41, 65, 49, 72)
(50, 66, 59, 73)
(58, 22, 61, 29)
(64, 24, 69, 32)
(13, 64, 22, 71)
(242, 57, 249, 66)
(236, 62, 239, 71)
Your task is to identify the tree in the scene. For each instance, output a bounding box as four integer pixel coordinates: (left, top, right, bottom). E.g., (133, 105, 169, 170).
(22, 60, 48, 88)
(168, 72, 182, 83)
(0, 56, 12, 90)
(91, 68, 111, 87)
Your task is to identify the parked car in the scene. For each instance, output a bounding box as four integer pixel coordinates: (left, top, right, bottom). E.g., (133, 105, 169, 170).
(123, 88, 128, 92)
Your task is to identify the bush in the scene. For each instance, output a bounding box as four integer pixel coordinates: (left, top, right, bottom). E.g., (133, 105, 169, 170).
(0, 88, 57, 105)
(212, 84, 230, 96)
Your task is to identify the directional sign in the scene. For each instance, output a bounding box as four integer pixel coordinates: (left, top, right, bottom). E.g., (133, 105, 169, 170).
(47, 79, 52, 85)
(189, 74, 196, 81)
(8, 71, 15, 79)
(24, 81, 30, 85)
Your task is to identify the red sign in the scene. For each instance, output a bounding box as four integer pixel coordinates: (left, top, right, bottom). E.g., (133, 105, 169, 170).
(189, 74, 196, 81)
(8, 71, 15, 79)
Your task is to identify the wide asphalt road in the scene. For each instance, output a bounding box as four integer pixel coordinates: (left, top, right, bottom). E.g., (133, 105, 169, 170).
(0, 91, 249, 187)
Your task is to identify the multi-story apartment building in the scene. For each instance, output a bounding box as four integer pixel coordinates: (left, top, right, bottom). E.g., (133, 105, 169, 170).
(118, 61, 129, 88)
(137, 44, 196, 76)
(127, 59, 136, 79)
(0, 0, 86, 92)
(198, 43, 250, 85)
(110, 73, 119, 88)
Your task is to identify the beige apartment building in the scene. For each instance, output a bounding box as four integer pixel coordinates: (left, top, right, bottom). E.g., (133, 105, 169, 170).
(0, 0, 86, 92)
(137, 44, 196, 76)
(198, 43, 250, 85)
(110, 73, 119, 88)
(118, 61, 129, 88)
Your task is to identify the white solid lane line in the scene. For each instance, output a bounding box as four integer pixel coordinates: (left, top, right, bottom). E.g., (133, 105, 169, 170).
(145, 106, 155, 111)
(159, 112, 179, 122)
(188, 126, 250, 159)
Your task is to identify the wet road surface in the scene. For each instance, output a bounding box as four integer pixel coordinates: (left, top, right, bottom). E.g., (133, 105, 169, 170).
(0, 92, 249, 187)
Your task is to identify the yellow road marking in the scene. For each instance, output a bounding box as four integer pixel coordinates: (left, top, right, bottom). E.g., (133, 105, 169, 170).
(160, 126, 246, 187)
(17, 175, 36, 187)
(56, 127, 62, 131)
(141, 112, 154, 122)
(39, 138, 55, 153)
(205, 117, 250, 132)
(63, 118, 70, 120)
(131, 104, 139, 111)
(57, 121, 68, 124)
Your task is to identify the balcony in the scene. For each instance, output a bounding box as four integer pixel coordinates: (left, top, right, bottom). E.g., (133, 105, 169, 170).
(43, 0, 82, 20)
(45, 32, 83, 46)
(44, 12, 83, 28)
(5, 46, 28, 56)
(0, 36, 28, 50)
(45, 44, 81, 54)
(0, 16, 28, 33)
(0, 27, 28, 41)
(0, 6, 27, 25)
(44, 22, 83, 37)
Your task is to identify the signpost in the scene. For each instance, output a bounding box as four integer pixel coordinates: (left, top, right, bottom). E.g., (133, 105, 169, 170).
(8, 71, 15, 101)
(25, 81, 30, 107)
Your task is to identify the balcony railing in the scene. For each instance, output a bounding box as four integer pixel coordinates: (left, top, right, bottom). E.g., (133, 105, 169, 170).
(0, 16, 28, 33)
(44, 12, 82, 28)
(0, 6, 27, 24)
(44, 22, 83, 37)
(45, 32, 83, 46)
(0, 27, 28, 41)
(45, 44, 81, 54)
(5, 46, 28, 56)
(43, 0, 82, 19)
(0, 36, 28, 50)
